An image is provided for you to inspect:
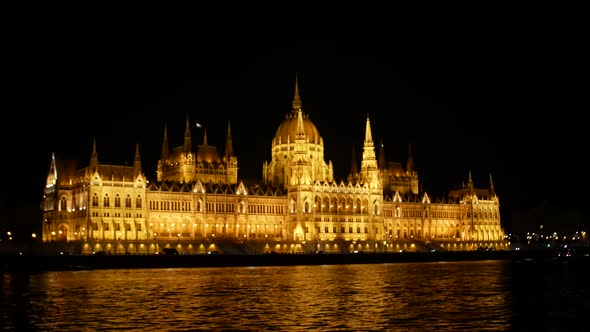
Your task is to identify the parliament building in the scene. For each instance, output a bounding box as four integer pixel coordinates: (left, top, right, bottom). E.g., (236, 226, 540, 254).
(41, 79, 507, 254)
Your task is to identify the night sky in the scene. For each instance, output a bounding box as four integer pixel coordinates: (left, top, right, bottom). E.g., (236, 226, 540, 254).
(1, 1, 588, 235)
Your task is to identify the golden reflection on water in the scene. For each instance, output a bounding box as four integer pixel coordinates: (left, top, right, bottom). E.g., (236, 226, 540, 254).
(2, 261, 512, 331)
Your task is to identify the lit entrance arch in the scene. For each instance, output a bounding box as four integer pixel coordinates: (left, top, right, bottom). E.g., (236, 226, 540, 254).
(58, 224, 68, 241)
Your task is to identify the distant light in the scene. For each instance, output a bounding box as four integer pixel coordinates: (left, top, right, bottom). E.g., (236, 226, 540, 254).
(195, 121, 202, 128)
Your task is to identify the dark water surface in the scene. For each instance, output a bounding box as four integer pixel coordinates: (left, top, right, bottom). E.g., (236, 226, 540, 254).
(2, 260, 589, 331)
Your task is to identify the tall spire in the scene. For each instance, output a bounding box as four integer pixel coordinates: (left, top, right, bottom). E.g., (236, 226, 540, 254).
(406, 143, 414, 174)
(292, 73, 302, 111)
(89, 139, 98, 174)
(296, 107, 306, 140)
(489, 172, 496, 197)
(364, 114, 373, 145)
(202, 128, 208, 146)
(467, 170, 474, 195)
(183, 114, 192, 153)
(161, 124, 169, 161)
(224, 120, 233, 159)
(133, 143, 142, 178)
(361, 115, 376, 165)
(290, 92, 312, 186)
(360, 115, 379, 186)
(46, 152, 58, 187)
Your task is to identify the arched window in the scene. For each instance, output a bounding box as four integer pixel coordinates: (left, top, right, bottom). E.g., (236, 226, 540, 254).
(104, 194, 110, 207)
(136, 195, 142, 208)
(92, 194, 99, 207)
(60, 197, 67, 211)
(304, 201, 310, 213)
(125, 195, 131, 208)
(115, 194, 121, 208)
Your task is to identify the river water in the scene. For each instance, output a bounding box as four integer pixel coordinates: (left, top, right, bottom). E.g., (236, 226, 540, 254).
(2, 259, 589, 331)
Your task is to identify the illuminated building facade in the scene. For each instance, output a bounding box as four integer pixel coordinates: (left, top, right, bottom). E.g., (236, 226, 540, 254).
(41, 79, 507, 254)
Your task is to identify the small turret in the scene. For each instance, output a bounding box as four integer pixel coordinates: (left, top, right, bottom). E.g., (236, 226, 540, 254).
(224, 121, 233, 160)
(133, 143, 142, 179)
(89, 139, 99, 174)
(292, 73, 302, 111)
(183, 114, 192, 154)
(406, 143, 414, 175)
(467, 170, 474, 196)
(489, 172, 496, 198)
(161, 125, 169, 161)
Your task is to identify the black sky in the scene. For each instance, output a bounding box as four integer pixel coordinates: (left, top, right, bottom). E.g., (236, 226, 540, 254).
(1, 1, 588, 234)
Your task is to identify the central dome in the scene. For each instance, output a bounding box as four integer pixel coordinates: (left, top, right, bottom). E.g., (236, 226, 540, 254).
(274, 110, 321, 144)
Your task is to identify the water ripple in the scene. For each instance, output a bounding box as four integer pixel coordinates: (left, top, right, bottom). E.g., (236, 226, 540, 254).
(5, 260, 588, 331)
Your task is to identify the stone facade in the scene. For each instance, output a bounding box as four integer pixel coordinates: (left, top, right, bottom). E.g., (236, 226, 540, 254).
(41, 79, 507, 254)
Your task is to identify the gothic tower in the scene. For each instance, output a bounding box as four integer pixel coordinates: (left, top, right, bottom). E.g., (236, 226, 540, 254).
(359, 115, 380, 189)
(263, 76, 333, 187)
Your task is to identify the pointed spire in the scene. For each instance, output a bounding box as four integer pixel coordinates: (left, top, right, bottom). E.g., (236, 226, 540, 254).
(406, 143, 414, 174)
(489, 172, 496, 197)
(161, 124, 169, 161)
(364, 114, 373, 145)
(360, 114, 378, 185)
(46, 152, 58, 187)
(134, 143, 141, 161)
(183, 114, 192, 153)
(467, 170, 474, 194)
(296, 107, 306, 140)
(184, 114, 191, 136)
(224, 120, 233, 159)
(51, 152, 57, 171)
(202, 128, 208, 146)
(292, 73, 302, 111)
(133, 143, 142, 178)
(378, 138, 386, 169)
(89, 139, 98, 174)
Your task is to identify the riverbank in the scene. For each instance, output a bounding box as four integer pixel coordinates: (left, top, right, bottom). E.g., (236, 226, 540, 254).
(2, 249, 573, 272)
